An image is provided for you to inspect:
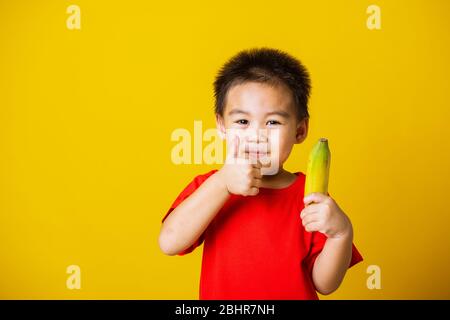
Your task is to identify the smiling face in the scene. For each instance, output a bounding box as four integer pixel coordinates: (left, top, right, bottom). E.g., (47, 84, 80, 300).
(217, 81, 309, 174)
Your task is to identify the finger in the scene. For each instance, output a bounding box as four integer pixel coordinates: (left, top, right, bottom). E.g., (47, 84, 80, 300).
(232, 135, 240, 159)
(301, 212, 319, 227)
(247, 186, 259, 196)
(226, 134, 240, 161)
(303, 221, 321, 233)
(252, 159, 263, 169)
(251, 177, 262, 188)
(301, 203, 321, 216)
(245, 151, 260, 167)
(258, 154, 271, 167)
(300, 207, 318, 220)
(251, 167, 262, 179)
(303, 192, 329, 206)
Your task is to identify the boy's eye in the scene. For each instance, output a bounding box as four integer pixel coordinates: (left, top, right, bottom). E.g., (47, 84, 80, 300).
(235, 119, 248, 125)
(267, 120, 281, 126)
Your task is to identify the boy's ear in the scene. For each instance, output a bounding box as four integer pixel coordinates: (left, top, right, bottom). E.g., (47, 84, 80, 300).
(216, 114, 226, 140)
(295, 117, 309, 144)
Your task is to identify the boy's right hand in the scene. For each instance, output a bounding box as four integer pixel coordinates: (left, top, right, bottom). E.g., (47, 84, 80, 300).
(217, 135, 263, 196)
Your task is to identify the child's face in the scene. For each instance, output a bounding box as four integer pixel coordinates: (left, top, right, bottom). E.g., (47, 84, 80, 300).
(217, 81, 308, 174)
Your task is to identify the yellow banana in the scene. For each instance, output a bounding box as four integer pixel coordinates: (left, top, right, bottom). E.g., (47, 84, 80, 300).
(304, 138, 331, 200)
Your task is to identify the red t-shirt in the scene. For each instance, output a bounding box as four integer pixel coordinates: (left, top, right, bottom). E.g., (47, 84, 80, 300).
(162, 170, 363, 300)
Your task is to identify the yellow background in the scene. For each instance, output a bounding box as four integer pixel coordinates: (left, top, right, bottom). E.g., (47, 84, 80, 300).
(1, 0, 449, 299)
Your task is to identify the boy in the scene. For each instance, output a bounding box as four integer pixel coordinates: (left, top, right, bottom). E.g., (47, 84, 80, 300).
(159, 48, 363, 300)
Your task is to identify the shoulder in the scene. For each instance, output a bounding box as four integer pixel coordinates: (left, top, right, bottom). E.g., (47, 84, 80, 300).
(295, 171, 306, 180)
(292, 171, 306, 190)
(291, 171, 306, 210)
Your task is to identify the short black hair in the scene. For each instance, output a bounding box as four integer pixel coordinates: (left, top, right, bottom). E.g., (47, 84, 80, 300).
(213, 48, 311, 121)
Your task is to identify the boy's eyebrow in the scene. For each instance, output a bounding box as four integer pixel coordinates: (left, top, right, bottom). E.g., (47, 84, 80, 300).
(228, 109, 290, 118)
(228, 109, 250, 116)
(265, 111, 290, 118)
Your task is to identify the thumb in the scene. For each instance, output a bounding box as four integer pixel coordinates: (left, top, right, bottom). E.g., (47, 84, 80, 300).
(303, 192, 328, 206)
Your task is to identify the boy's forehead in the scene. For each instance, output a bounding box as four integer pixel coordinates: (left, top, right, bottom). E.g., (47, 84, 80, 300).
(224, 81, 295, 117)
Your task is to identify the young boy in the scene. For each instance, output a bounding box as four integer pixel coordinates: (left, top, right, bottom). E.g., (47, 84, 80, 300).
(159, 48, 363, 300)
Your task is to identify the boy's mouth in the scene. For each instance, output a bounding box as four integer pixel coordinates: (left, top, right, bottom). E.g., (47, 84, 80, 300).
(245, 151, 270, 158)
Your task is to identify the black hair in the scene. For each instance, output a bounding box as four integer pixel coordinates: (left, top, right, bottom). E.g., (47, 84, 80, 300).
(213, 47, 311, 121)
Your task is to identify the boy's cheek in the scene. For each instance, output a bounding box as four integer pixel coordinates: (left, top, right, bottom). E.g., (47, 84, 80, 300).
(274, 140, 293, 162)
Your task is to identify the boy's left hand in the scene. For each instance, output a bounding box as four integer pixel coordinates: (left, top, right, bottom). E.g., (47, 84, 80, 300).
(300, 193, 353, 239)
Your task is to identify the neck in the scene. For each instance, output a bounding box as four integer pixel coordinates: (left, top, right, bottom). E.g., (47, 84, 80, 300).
(260, 166, 297, 189)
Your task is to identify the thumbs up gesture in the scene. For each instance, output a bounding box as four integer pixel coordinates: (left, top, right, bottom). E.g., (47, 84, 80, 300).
(217, 134, 263, 196)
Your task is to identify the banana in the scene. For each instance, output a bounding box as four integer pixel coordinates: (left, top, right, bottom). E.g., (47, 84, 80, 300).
(304, 138, 331, 200)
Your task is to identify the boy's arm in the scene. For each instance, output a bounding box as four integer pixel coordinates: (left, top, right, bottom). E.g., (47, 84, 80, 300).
(300, 192, 354, 295)
(311, 228, 353, 295)
(159, 136, 262, 256)
(158, 171, 230, 256)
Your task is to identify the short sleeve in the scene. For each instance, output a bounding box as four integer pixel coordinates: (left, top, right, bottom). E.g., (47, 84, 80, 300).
(161, 170, 217, 256)
(304, 231, 364, 277)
